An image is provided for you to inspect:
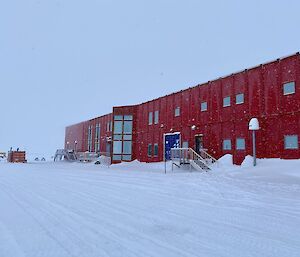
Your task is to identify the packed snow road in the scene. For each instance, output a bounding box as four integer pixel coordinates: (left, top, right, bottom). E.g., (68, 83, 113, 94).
(0, 160, 299, 257)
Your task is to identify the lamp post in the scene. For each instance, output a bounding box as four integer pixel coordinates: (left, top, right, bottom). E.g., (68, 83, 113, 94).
(249, 118, 260, 166)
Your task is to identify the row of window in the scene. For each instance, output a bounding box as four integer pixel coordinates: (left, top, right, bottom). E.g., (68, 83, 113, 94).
(223, 135, 299, 150)
(223, 138, 246, 150)
(145, 135, 298, 157)
(147, 93, 244, 123)
(147, 81, 296, 122)
(148, 111, 159, 125)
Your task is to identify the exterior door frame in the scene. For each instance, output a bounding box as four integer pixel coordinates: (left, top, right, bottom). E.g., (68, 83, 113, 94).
(195, 133, 205, 153)
(163, 132, 181, 161)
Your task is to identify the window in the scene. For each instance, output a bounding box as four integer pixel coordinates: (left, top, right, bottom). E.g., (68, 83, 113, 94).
(122, 155, 132, 161)
(123, 135, 132, 140)
(175, 107, 180, 117)
(154, 144, 158, 156)
(236, 93, 244, 104)
(87, 125, 93, 152)
(123, 141, 132, 154)
(124, 115, 133, 120)
(107, 122, 110, 132)
(114, 115, 123, 120)
(236, 138, 246, 150)
(201, 102, 207, 112)
(154, 111, 159, 124)
(284, 135, 298, 149)
(223, 139, 231, 150)
(113, 141, 122, 154)
(223, 96, 231, 107)
(148, 112, 153, 125)
(148, 144, 152, 156)
(112, 114, 133, 161)
(95, 124, 101, 152)
(283, 81, 295, 95)
(113, 134, 122, 140)
(114, 121, 123, 134)
(123, 121, 133, 134)
(113, 155, 122, 160)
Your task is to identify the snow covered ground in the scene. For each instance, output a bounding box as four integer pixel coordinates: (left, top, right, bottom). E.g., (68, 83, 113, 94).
(0, 157, 299, 257)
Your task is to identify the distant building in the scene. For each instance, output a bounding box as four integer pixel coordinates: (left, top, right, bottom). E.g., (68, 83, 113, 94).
(65, 53, 300, 164)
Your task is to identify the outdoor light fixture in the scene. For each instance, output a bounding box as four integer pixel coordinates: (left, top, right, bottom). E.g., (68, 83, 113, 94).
(249, 118, 260, 166)
(191, 125, 196, 130)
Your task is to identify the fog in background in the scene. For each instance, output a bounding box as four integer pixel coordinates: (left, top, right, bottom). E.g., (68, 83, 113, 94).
(1, 0, 300, 158)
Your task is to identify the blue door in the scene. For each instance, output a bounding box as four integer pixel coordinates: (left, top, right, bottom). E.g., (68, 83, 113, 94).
(164, 133, 180, 160)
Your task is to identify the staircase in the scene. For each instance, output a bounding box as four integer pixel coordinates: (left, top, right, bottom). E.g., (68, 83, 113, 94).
(170, 148, 218, 171)
(54, 149, 77, 162)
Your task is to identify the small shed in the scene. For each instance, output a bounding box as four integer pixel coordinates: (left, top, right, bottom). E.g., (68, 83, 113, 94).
(7, 151, 27, 163)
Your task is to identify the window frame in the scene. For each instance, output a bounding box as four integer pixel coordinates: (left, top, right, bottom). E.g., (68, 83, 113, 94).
(284, 135, 299, 149)
(174, 106, 180, 117)
(154, 144, 159, 157)
(148, 112, 153, 125)
(223, 139, 232, 150)
(235, 93, 244, 105)
(223, 96, 231, 107)
(200, 101, 208, 112)
(154, 110, 159, 124)
(147, 144, 153, 157)
(236, 138, 246, 150)
(283, 81, 296, 96)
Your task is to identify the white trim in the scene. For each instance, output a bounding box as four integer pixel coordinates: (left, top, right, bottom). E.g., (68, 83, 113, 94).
(164, 132, 181, 136)
(283, 91, 295, 96)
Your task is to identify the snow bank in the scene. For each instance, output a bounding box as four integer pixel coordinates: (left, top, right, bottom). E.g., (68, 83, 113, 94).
(0, 158, 299, 257)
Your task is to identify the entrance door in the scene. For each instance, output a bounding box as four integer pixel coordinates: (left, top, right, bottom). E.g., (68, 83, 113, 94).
(195, 134, 204, 154)
(164, 133, 180, 160)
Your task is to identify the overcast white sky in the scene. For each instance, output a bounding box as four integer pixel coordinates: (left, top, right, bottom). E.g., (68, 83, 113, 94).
(1, 0, 300, 157)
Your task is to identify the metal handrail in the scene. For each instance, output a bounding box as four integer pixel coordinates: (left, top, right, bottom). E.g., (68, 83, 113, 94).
(76, 151, 111, 162)
(170, 147, 218, 169)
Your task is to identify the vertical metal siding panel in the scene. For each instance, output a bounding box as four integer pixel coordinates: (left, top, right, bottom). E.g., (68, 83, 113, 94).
(136, 105, 142, 161)
(210, 123, 221, 158)
(248, 67, 263, 117)
(160, 97, 167, 161)
(190, 87, 199, 126)
(182, 90, 190, 126)
(210, 81, 221, 123)
(281, 56, 299, 113)
(221, 76, 234, 123)
(173, 92, 182, 132)
(263, 61, 280, 116)
(199, 84, 209, 128)
(280, 114, 300, 159)
(234, 72, 248, 120)
(265, 117, 281, 158)
(222, 121, 234, 153)
(166, 95, 173, 130)
(234, 119, 249, 165)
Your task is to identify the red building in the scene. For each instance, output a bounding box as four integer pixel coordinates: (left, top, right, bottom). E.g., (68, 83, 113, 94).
(65, 53, 300, 164)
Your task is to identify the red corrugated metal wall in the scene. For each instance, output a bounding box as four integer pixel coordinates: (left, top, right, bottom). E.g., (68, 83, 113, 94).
(133, 53, 300, 164)
(65, 114, 112, 153)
